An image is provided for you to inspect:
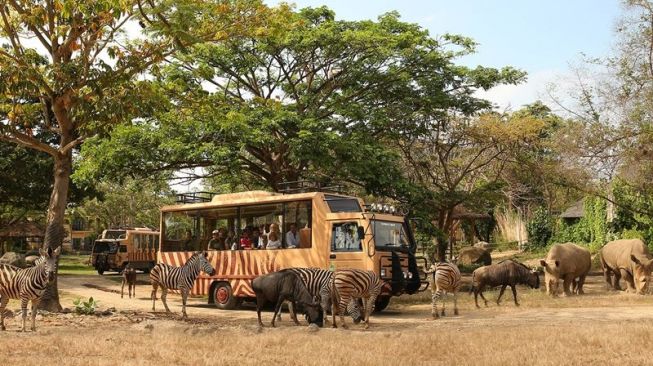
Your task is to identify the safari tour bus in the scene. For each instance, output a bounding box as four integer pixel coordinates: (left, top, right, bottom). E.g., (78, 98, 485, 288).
(91, 227, 160, 274)
(159, 186, 428, 310)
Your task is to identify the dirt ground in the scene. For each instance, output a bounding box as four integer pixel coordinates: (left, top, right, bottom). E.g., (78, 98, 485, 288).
(2, 270, 653, 365)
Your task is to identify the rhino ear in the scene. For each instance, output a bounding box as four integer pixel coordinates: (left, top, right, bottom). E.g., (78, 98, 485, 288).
(540, 260, 547, 267)
(554, 260, 560, 267)
(631, 255, 642, 265)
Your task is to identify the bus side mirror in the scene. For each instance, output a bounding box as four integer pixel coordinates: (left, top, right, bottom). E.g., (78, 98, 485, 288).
(357, 226, 365, 239)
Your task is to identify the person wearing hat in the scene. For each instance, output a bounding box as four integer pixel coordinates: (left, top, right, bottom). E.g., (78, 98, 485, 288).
(208, 227, 228, 250)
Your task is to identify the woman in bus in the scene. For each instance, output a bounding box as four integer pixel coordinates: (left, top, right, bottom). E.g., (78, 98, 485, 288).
(239, 227, 253, 250)
(266, 223, 281, 249)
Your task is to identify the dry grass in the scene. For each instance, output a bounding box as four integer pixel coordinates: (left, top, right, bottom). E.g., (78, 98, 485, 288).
(1, 274, 653, 365)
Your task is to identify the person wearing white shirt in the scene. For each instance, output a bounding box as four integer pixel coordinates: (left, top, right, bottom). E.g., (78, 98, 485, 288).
(285, 224, 299, 248)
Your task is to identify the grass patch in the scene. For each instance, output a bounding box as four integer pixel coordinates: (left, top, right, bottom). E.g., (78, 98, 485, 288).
(58, 255, 96, 275)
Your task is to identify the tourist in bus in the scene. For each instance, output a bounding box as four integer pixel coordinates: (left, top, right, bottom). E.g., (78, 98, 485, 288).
(257, 227, 268, 249)
(239, 228, 253, 250)
(227, 231, 238, 250)
(208, 228, 227, 250)
(266, 230, 281, 249)
(285, 224, 299, 248)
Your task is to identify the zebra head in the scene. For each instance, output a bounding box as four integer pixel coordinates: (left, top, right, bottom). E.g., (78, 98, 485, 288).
(198, 252, 216, 276)
(348, 298, 363, 324)
(38, 246, 61, 282)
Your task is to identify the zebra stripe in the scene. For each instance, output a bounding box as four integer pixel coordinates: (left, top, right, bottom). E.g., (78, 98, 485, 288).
(426, 262, 461, 319)
(150, 251, 215, 318)
(0, 247, 60, 332)
(330, 269, 383, 329)
(284, 268, 361, 323)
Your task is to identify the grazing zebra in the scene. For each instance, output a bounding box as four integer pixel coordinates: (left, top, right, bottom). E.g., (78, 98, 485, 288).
(329, 269, 383, 329)
(284, 268, 362, 325)
(150, 252, 215, 318)
(0, 247, 60, 332)
(425, 262, 462, 319)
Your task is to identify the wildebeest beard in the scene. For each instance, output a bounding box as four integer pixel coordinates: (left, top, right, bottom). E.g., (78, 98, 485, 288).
(297, 302, 324, 327)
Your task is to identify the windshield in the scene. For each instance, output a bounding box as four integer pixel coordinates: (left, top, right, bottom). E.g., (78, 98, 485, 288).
(103, 230, 126, 239)
(373, 221, 409, 250)
(92, 241, 119, 254)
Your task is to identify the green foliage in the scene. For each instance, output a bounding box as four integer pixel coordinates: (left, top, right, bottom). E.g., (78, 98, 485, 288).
(526, 207, 553, 251)
(72, 297, 98, 315)
(457, 263, 483, 274)
(550, 197, 607, 250)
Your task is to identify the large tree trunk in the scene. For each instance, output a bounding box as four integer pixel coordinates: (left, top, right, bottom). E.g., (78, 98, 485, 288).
(38, 151, 72, 312)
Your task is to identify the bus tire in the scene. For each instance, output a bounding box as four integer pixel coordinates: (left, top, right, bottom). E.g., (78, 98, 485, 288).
(374, 296, 391, 312)
(97, 269, 104, 275)
(212, 282, 238, 310)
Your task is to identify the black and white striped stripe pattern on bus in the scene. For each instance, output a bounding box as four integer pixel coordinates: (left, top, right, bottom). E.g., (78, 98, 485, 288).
(425, 262, 462, 319)
(284, 268, 362, 324)
(0, 247, 60, 332)
(330, 269, 383, 329)
(150, 251, 215, 318)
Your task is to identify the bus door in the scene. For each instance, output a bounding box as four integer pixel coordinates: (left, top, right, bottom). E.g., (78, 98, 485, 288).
(329, 221, 366, 270)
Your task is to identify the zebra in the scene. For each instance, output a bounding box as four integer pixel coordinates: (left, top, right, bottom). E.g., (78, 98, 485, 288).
(329, 269, 383, 329)
(150, 251, 215, 318)
(284, 268, 362, 325)
(0, 246, 60, 332)
(425, 262, 462, 319)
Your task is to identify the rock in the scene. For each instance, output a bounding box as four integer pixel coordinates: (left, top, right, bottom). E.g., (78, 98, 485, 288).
(100, 309, 113, 316)
(0, 252, 26, 268)
(107, 307, 116, 312)
(307, 323, 320, 332)
(144, 323, 154, 331)
(61, 308, 72, 314)
(25, 255, 40, 267)
(458, 247, 492, 266)
(474, 241, 494, 252)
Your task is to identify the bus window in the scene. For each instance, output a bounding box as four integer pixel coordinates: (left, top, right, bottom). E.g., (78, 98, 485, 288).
(331, 222, 362, 252)
(240, 204, 283, 249)
(134, 234, 141, 250)
(162, 211, 198, 252)
(284, 201, 312, 248)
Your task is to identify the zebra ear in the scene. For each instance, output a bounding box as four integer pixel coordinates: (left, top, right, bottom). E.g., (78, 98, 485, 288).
(53, 247, 61, 256)
(39, 248, 46, 257)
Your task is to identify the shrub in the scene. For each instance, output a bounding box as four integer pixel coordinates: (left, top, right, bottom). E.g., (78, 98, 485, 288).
(73, 297, 98, 315)
(526, 207, 552, 251)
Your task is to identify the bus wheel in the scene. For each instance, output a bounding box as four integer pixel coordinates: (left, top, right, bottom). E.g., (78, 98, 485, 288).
(213, 282, 238, 310)
(374, 296, 391, 312)
(97, 269, 105, 275)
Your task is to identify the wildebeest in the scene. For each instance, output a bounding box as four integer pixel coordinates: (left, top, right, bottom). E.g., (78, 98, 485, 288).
(252, 270, 323, 327)
(121, 264, 137, 299)
(540, 243, 591, 296)
(600, 239, 653, 294)
(470, 259, 539, 308)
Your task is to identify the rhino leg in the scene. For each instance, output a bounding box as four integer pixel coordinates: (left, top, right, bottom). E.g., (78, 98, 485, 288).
(576, 275, 586, 295)
(612, 270, 622, 291)
(621, 270, 636, 293)
(603, 267, 613, 290)
(562, 275, 573, 296)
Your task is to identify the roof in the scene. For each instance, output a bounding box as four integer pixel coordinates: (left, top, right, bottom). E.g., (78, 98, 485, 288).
(0, 221, 45, 237)
(560, 200, 584, 218)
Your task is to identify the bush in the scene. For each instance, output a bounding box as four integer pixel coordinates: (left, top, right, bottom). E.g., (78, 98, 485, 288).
(73, 297, 98, 315)
(526, 207, 552, 251)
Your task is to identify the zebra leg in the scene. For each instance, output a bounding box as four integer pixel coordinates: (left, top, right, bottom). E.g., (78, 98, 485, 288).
(21, 297, 28, 332)
(0, 296, 8, 330)
(338, 300, 348, 329)
(271, 298, 285, 327)
(497, 285, 507, 305)
(31, 299, 40, 331)
(181, 288, 189, 319)
(331, 296, 338, 329)
(453, 290, 459, 315)
(431, 289, 439, 319)
(161, 288, 171, 313)
(151, 283, 158, 311)
(440, 291, 446, 316)
(511, 285, 519, 306)
(361, 297, 370, 329)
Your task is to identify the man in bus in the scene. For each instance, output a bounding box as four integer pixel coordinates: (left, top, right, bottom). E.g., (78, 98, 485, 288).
(208, 228, 228, 250)
(285, 224, 299, 248)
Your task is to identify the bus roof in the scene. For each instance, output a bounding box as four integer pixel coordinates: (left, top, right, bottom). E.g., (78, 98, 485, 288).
(161, 190, 361, 212)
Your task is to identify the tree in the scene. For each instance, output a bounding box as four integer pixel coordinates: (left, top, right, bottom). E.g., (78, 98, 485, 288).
(75, 7, 525, 194)
(0, 0, 267, 311)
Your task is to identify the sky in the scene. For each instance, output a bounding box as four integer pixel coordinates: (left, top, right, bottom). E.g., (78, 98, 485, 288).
(267, 0, 624, 110)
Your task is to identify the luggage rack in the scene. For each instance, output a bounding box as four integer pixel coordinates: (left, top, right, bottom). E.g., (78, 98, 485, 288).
(278, 180, 347, 195)
(175, 191, 216, 204)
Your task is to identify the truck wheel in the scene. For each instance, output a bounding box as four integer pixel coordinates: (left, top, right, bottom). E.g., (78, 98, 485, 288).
(374, 296, 391, 312)
(212, 282, 239, 310)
